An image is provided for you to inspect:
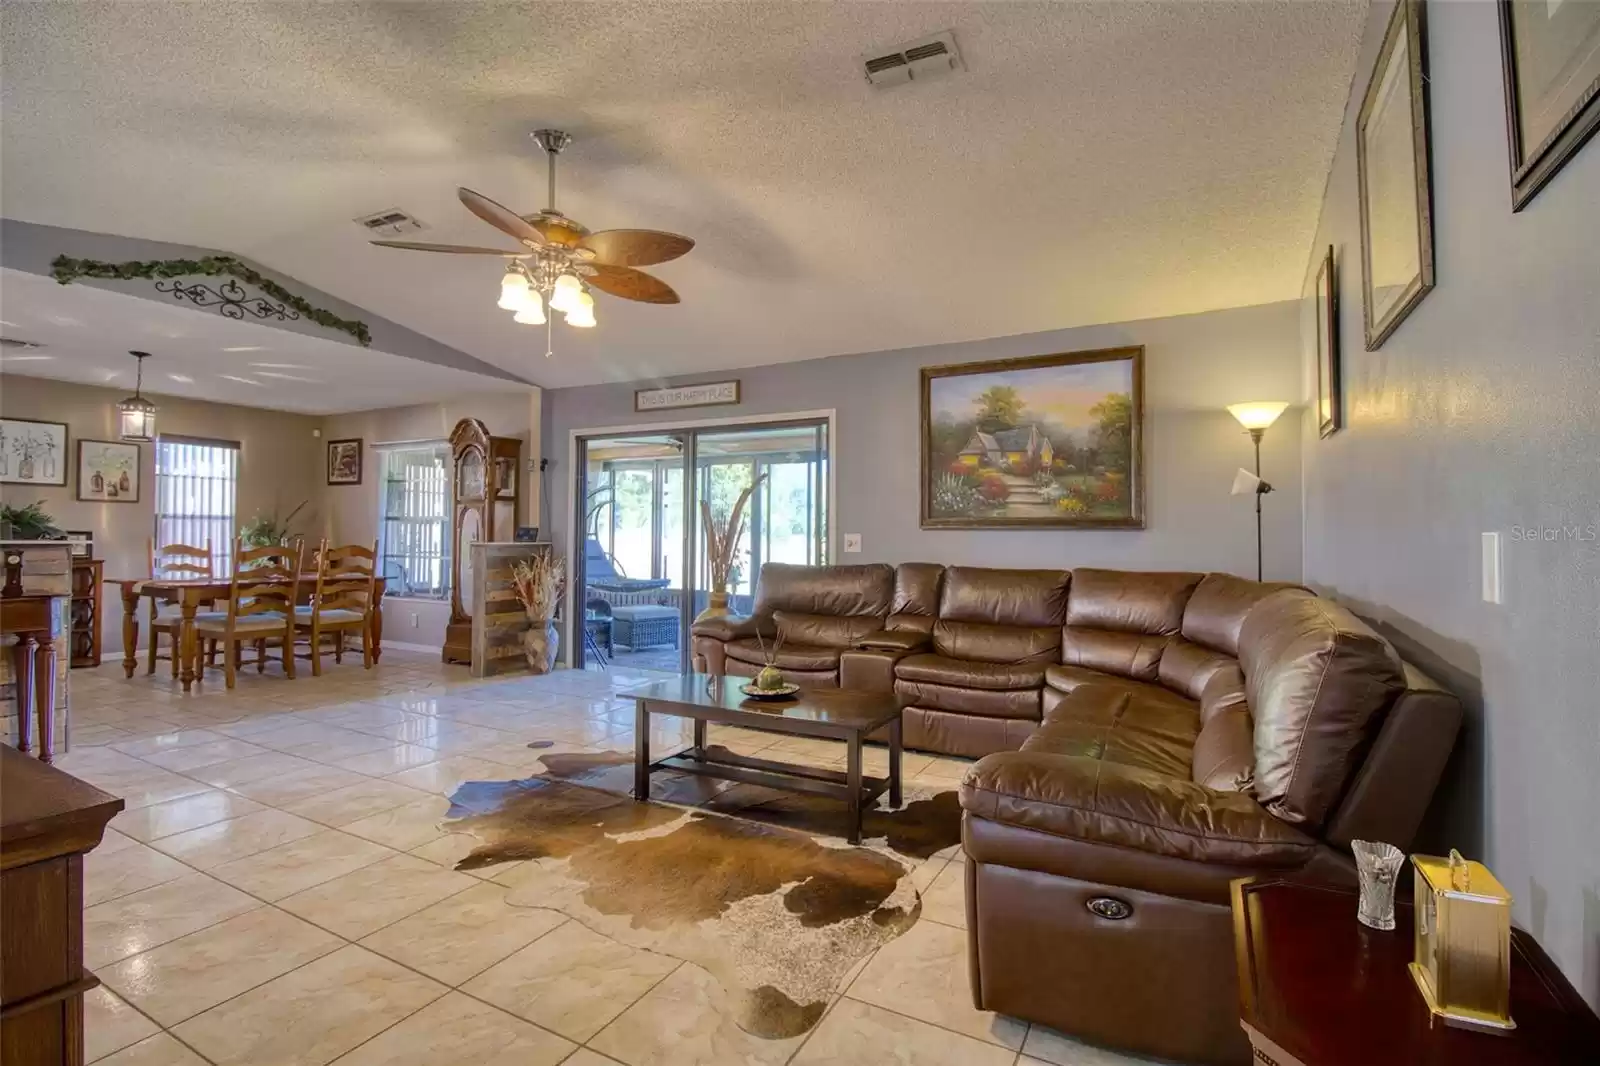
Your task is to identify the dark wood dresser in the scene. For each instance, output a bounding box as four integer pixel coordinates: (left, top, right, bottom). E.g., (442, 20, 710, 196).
(0, 746, 123, 1065)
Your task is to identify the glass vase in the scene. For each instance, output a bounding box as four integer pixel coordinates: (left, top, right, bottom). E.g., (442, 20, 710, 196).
(1352, 839, 1405, 931)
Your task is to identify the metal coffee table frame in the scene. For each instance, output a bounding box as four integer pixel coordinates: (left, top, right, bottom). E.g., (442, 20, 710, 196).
(631, 676, 903, 845)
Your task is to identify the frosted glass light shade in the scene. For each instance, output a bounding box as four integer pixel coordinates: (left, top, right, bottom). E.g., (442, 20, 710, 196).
(1227, 402, 1289, 431)
(118, 397, 157, 442)
(497, 270, 531, 310)
(513, 296, 546, 325)
(549, 272, 582, 313)
(565, 290, 596, 328)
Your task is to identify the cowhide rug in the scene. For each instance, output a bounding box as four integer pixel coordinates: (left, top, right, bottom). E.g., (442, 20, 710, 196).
(440, 746, 963, 1039)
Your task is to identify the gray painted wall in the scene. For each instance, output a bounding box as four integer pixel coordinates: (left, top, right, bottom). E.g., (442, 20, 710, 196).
(1299, 1, 1600, 1005)
(543, 300, 1303, 582)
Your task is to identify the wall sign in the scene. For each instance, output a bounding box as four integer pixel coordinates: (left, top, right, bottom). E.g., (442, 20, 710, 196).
(634, 380, 741, 413)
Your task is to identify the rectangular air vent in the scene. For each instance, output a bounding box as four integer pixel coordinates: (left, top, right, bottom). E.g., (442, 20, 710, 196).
(862, 31, 961, 88)
(354, 208, 428, 236)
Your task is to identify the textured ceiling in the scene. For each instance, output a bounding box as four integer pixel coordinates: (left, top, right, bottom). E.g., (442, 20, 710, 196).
(0, 269, 517, 414)
(0, 1, 1367, 389)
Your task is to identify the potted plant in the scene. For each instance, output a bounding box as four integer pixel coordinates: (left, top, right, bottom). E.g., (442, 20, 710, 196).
(239, 500, 308, 549)
(0, 501, 65, 541)
(696, 473, 765, 623)
(511, 551, 565, 673)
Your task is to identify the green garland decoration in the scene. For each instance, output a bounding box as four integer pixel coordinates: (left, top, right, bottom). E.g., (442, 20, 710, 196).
(50, 254, 372, 347)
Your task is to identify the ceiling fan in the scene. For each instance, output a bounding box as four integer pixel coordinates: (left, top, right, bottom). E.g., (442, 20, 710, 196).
(371, 129, 693, 356)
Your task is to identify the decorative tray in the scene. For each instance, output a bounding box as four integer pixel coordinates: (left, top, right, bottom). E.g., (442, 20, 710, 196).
(739, 682, 800, 700)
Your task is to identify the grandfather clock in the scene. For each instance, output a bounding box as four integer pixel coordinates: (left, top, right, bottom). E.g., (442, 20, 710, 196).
(443, 418, 523, 664)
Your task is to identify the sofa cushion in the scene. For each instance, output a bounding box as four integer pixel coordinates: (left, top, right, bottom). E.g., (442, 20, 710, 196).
(887, 562, 944, 635)
(896, 653, 1046, 691)
(1026, 684, 1198, 779)
(1066, 568, 1203, 634)
(1180, 573, 1303, 655)
(752, 562, 893, 619)
(1191, 705, 1254, 792)
(1240, 590, 1406, 827)
(894, 679, 1040, 720)
(938, 566, 1071, 626)
(1198, 664, 1248, 725)
(959, 751, 1320, 868)
(933, 619, 1061, 664)
(1157, 638, 1240, 700)
(773, 610, 879, 649)
(724, 638, 841, 673)
(1060, 628, 1170, 682)
(1043, 664, 1194, 710)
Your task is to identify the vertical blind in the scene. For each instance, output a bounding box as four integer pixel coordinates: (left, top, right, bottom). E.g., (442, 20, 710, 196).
(379, 443, 451, 599)
(155, 437, 240, 574)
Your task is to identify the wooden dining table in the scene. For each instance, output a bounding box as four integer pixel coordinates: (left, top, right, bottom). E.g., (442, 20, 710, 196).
(108, 576, 387, 692)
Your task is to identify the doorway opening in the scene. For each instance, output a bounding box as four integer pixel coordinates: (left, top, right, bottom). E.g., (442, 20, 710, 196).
(572, 417, 830, 674)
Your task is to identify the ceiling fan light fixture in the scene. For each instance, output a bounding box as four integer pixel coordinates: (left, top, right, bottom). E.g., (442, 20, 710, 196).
(565, 290, 596, 328)
(549, 271, 583, 313)
(497, 268, 531, 310)
(513, 296, 546, 325)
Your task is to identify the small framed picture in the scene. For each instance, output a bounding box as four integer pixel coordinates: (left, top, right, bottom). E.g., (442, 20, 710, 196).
(327, 438, 363, 485)
(1, 418, 69, 486)
(1313, 246, 1342, 438)
(76, 439, 141, 502)
(65, 530, 94, 558)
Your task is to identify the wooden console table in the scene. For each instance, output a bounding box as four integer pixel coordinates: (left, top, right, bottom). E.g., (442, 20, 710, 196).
(2, 593, 62, 763)
(0, 746, 123, 1065)
(1232, 878, 1600, 1065)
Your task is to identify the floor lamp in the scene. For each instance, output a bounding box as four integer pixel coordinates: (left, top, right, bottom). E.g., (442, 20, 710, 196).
(1227, 402, 1289, 581)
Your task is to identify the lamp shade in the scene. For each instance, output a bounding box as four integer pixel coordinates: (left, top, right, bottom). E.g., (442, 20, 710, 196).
(117, 396, 157, 442)
(565, 289, 596, 328)
(549, 272, 583, 313)
(1227, 401, 1289, 431)
(513, 296, 546, 325)
(497, 269, 531, 310)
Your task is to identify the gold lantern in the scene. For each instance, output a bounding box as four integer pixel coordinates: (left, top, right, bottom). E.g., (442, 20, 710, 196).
(1409, 849, 1515, 1032)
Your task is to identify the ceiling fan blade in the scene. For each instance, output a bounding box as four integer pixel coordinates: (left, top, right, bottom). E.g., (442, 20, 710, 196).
(370, 240, 527, 256)
(586, 265, 680, 304)
(457, 187, 547, 247)
(578, 229, 695, 267)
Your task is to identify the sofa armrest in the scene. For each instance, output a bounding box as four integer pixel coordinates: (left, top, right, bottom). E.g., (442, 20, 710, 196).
(855, 629, 929, 653)
(959, 751, 1318, 867)
(689, 614, 770, 642)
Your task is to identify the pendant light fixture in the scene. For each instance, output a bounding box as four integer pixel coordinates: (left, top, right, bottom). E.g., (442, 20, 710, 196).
(117, 351, 158, 442)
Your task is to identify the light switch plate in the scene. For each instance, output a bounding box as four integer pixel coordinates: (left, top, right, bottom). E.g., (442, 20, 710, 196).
(1481, 532, 1502, 604)
(843, 533, 862, 553)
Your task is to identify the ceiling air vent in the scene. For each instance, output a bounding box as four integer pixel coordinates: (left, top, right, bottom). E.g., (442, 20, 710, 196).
(354, 208, 428, 236)
(862, 31, 962, 88)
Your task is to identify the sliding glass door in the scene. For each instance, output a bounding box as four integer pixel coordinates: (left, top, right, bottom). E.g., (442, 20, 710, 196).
(573, 418, 828, 673)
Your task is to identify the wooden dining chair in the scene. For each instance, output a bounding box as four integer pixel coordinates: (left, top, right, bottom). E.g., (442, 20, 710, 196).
(294, 540, 378, 674)
(193, 539, 301, 688)
(146, 537, 214, 678)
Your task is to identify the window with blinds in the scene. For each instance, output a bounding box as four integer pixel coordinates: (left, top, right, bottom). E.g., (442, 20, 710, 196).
(378, 442, 451, 599)
(155, 436, 240, 574)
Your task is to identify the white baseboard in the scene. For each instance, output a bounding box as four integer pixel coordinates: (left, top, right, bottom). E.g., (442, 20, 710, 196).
(380, 640, 445, 654)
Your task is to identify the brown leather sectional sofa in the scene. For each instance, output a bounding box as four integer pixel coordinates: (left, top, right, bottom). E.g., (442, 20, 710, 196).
(692, 562, 1463, 1065)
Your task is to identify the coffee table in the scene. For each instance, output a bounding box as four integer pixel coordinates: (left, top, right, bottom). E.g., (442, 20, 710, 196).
(630, 673, 903, 844)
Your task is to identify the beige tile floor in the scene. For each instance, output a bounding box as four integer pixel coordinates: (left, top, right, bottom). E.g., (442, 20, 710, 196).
(59, 652, 1167, 1066)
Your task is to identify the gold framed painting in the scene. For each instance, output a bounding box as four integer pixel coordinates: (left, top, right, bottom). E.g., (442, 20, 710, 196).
(1356, 0, 1435, 351)
(75, 439, 140, 502)
(920, 346, 1144, 530)
(1499, 0, 1600, 210)
(1313, 246, 1341, 438)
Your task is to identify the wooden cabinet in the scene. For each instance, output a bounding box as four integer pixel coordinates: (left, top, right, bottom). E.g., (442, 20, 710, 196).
(443, 418, 522, 665)
(69, 559, 103, 669)
(0, 746, 123, 1066)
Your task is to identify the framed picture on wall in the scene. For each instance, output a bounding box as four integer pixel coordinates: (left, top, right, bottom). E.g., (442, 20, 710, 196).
(76, 439, 141, 502)
(65, 531, 94, 558)
(1313, 246, 1342, 438)
(1498, 0, 1600, 211)
(920, 346, 1144, 530)
(327, 438, 363, 485)
(1356, 0, 1435, 351)
(0, 418, 68, 486)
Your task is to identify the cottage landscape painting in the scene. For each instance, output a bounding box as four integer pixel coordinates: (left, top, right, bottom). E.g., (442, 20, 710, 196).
(921, 347, 1143, 529)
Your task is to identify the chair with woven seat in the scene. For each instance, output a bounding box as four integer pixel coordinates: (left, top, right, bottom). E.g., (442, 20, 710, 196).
(146, 538, 215, 677)
(194, 539, 301, 688)
(294, 539, 378, 674)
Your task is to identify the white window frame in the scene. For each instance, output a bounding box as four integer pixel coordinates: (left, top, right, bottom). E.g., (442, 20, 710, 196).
(154, 435, 240, 574)
(376, 440, 452, 601)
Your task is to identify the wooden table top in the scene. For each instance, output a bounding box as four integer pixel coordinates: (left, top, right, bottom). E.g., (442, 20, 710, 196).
(632, 674, 901, 735)
(1232, 879, 1600, 1065)
(0, 746, 123, 869)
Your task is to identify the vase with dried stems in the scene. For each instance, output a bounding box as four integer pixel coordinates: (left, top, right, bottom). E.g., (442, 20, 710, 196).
(511, 551, 565, 674)
(695, 473, 766, 624)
